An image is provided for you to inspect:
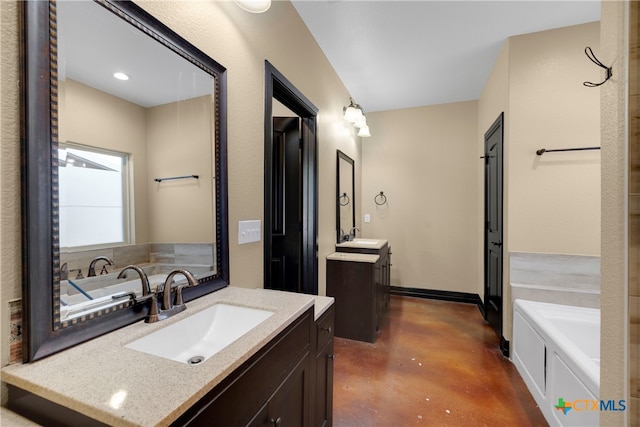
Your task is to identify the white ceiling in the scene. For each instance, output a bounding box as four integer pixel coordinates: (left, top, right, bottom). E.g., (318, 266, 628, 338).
(291, 0, 601, 112)
(57, 0, 213, 108)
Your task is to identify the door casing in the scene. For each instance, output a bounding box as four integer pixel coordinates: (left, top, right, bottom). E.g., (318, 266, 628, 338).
(264, 61, 318, 295)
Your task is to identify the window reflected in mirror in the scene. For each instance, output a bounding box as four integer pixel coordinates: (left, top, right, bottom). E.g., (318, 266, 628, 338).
(59, 143, 130, 248)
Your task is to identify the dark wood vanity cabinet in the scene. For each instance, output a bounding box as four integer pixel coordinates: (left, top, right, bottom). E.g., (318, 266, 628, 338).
(328, 243, 391, 343)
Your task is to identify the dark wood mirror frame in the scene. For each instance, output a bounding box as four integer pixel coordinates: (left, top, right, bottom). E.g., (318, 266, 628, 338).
(336, 150, 355, 243)
(21, 0, 229, 362)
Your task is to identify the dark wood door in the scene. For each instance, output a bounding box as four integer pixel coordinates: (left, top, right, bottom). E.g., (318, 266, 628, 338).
(269, 117, 302, 292)
(483, 113, 504, 344)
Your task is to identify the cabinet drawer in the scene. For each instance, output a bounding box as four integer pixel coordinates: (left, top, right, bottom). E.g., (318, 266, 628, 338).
(316, 309, 334, 354)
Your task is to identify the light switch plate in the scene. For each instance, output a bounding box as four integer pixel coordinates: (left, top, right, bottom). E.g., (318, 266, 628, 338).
(364, 214, 371, 223)
(238, 220, 261, 244)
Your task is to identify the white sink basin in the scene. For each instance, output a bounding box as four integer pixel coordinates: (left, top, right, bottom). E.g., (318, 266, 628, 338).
(125, 303, 274, 364)
(351, 239, 380, 245)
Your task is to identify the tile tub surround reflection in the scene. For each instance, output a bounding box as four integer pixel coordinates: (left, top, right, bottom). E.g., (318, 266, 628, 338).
(510, 252, 600, 309)
(60, 243, 214, 280)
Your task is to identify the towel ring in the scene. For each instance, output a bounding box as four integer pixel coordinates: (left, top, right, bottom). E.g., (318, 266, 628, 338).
(339, 192, 350, 206)
(374, 191, 387, 206)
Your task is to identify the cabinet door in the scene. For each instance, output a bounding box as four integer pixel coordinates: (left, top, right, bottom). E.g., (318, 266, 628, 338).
(315, 342, 334, 427)
(249, 354, 310, 427)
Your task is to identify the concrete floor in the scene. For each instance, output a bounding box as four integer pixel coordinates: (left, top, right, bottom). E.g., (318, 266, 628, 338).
(332, 295, 548, 426)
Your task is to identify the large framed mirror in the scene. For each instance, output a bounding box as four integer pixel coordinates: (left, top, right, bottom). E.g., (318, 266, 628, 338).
(336, 150, 355, 243)
(21, 0, 229, 361)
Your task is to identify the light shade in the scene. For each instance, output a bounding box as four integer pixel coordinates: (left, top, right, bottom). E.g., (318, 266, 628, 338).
(343, 105, 363, 124)
(234, 0, 271, 13)
(353, 115, 367, 129)
(357, 125, 371, 138)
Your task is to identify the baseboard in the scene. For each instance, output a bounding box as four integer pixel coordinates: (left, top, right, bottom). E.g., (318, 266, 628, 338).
(390, 286, 483, 312)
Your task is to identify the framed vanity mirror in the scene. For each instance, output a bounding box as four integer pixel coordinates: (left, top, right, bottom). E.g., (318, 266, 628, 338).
(21, 0, 229, 361)
(336, 150, 355, 243)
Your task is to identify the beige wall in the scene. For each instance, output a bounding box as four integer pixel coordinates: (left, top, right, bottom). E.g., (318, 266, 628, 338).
(62, 80, 216, 245)
(0, 0, 21, 371)
(59, 79, 151, 244)
(508, 22, 601, 256)
(147, 96, 215, 243)
(362, 101, 480, 294)
(500, 22, 600, 344)
(600, 1, 629, 425)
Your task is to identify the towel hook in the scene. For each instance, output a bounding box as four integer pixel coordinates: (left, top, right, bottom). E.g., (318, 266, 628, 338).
(374, 191, 387, 206)
(583, 46, 612, 87)
(339, 192, 350, 206)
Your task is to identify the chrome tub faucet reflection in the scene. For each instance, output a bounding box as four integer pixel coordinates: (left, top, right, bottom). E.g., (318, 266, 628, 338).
(88, 256, 114, 277)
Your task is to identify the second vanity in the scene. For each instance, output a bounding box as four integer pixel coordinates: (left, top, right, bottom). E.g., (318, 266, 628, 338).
(2, 287, 334, 426)
(327, 238, 391, 343)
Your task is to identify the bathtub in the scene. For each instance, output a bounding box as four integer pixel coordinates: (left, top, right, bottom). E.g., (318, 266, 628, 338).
(513, 299, 600, 427)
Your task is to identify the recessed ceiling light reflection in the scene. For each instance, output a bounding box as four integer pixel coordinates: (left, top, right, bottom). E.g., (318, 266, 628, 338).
(113, 72, 130, 81)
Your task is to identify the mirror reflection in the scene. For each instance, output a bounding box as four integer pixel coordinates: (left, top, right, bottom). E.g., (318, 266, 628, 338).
(337, 150, 355, 243)
(56, 0, 217, 322)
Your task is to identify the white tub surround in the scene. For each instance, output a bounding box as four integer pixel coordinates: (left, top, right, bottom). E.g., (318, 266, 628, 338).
(510, 252, 600, 308)
(513, 299, 600, 427)
(1, 287, 317, 426)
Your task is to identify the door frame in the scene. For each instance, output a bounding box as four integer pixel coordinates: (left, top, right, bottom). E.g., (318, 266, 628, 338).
(264, 61, 318, 294)
(483, 112, 507, 355)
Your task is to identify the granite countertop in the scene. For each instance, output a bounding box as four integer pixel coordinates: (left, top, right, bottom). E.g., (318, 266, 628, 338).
(1, 287, 322, 427)
(311, 294, 334, 320)
(335, 238, 388, 250)
(327, 252, 380, 263)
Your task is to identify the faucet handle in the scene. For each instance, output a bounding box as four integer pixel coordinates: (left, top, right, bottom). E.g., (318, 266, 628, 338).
(134, 293, 160, 322)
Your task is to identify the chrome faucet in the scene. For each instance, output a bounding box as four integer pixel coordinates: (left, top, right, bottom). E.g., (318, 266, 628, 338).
(153, 269, 198, 322)
(161, 268, 198, 310)
(140, 268, 198, 323)
(349, 227, 360, 241)
(88, 256, 114, 277)
(117, 265, 159, 322)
